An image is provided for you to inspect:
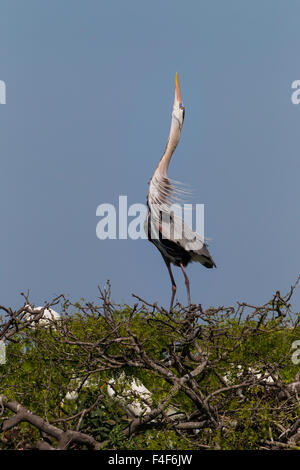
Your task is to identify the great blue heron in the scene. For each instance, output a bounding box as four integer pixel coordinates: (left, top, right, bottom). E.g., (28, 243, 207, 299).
(145, 73, 216, 310)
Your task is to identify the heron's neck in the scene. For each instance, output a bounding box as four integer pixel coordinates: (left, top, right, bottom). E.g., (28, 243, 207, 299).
(157, 123, 181, 176)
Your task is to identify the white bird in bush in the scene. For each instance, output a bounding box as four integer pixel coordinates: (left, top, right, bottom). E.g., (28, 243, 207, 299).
(107, 373, 183, 420)
(23, 306, 60, 328)
(107, 375, 152, 418)
(223, 365, 276, 385)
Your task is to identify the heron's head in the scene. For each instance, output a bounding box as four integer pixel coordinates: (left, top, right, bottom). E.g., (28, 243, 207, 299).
(171, 72, 185, 130)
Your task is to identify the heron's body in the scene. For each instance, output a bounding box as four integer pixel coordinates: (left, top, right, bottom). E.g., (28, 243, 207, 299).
(145, 204, 215, 268)
(145, 73, 215, 309)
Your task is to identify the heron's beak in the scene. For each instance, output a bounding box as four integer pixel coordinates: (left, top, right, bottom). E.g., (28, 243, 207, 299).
(175, 72, 182, 104)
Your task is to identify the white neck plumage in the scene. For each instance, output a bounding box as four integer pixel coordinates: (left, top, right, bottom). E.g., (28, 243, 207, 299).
(157, 117, 181, 176)
(147, 116, 182, 212)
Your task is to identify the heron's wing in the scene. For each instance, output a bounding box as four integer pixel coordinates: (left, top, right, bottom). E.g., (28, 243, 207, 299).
(170, 214, 216, 267)
(148, 210, 216, 268)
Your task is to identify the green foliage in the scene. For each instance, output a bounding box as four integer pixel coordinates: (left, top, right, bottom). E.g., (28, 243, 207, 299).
(0, 292, 299, 450)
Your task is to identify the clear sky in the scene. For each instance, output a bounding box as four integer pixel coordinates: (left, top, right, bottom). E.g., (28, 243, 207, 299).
(0, 0, 299, 311)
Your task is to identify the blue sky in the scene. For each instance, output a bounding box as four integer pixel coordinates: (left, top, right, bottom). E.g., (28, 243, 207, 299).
(0, 0, 299, 311)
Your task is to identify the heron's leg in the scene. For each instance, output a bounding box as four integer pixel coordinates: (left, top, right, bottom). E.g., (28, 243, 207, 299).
(161, 255, 176, 310)
(179, 263, 191, 307)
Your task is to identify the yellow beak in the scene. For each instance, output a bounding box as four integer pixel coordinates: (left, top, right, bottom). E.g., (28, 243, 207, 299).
(175, 72, 182, 103)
